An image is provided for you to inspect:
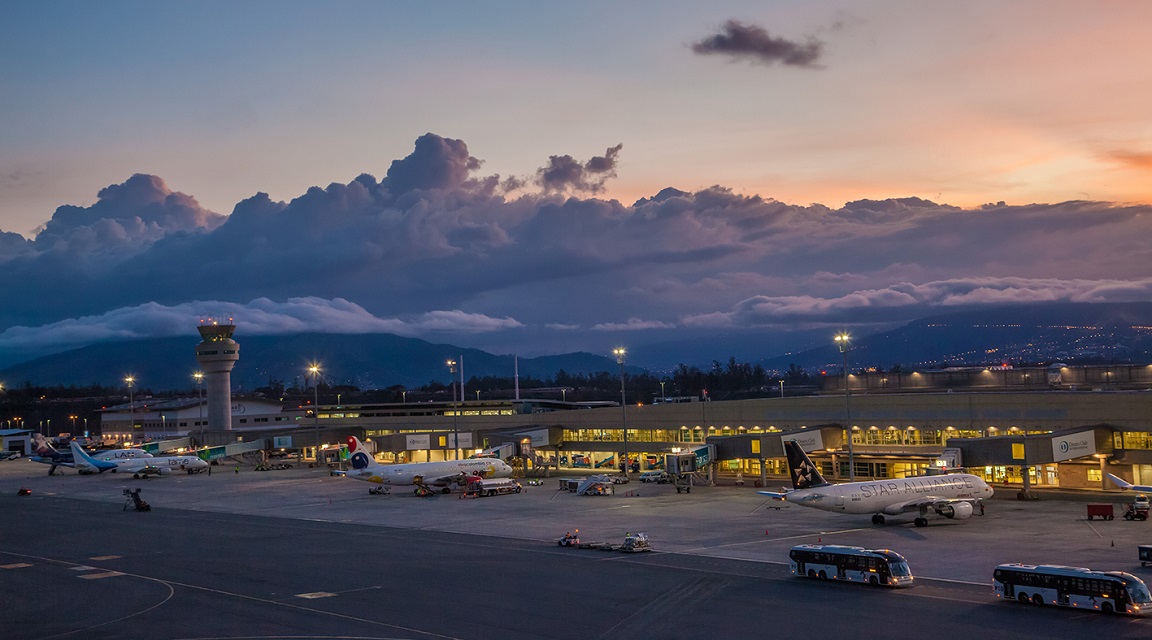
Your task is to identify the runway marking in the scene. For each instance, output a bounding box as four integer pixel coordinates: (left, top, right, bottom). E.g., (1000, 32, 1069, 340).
(296, 592, 338, 599)
(78, 571, 125, 579)
(69, 565, 98, 571)
(1083, 521, 1104, 538)
(89, 555, 121, 561)
(1, 563, 33, 569)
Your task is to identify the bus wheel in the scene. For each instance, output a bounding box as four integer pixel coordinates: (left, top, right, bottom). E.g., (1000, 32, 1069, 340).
(807, 570, 816, 579)
(1018, 593, 1030, 604)
(818, 570, 827, 580)
(1032, 594, 1044, 605)
(1101, 602, 1114, 614)
(869, 576, 879, 586)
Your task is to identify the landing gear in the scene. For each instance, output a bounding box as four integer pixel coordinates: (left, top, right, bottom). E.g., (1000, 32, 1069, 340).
(871, 514, 885, 525)
(914, 517, 928, 527)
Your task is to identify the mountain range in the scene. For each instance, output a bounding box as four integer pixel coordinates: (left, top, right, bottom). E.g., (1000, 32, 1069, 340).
(1, 302, 1148, 391)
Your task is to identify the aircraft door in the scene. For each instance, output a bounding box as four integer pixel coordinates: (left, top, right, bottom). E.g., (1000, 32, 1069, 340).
(834, 492, 845, 509)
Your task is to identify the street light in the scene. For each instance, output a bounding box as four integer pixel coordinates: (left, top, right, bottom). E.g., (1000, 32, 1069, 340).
(613, 347, 629, 477)
(446, 359, 459, 460)
(835, 333, 854, 481)
(659, 380, 666, 403)
(308, 364, 321, 464)
(193, 372, 204, 445)
(125, 376, 136, 440)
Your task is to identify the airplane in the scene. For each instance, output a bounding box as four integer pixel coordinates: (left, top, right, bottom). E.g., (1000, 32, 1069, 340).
(759, 440, 994, 527)
(29, 433, 153, 475)
(340, 436, 513, 495)
(70, 441, 208, 478)
(1107, 473, 1152, 492)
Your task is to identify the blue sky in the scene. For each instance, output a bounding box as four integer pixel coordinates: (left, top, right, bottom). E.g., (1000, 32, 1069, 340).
(1, 1, 1151, 367)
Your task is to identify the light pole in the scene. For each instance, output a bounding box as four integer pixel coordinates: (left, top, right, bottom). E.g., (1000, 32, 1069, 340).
(446, 359, 459, 460)
(660, 380, 666, 403)
(401, 390, 407, 403)
(125, 376, 135, 441)
(475, 390, 480, 402)
(835, 333, 854, 481)
(309, 364, 321, 464)
(613, 347, 629, 477)
(193, 372, 204, 445)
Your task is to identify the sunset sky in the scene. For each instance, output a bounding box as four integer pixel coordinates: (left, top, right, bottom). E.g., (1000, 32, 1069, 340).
(1, 1, 1151, 368)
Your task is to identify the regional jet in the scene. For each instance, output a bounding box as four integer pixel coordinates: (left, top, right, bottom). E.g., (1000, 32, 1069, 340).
(759, 440, 994, 527)
(70, 441, 208, 478)
(29, 433, 152, 475)
(340, 436, 513, 494)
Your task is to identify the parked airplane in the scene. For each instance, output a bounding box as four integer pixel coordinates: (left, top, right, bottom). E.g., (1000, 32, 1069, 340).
(1107, 473, 1152, 492)
(70, 441, 208, 478)
(29, 433, 152, 475)
(759, 440, 994, 527)
(340, 436, 513, 494)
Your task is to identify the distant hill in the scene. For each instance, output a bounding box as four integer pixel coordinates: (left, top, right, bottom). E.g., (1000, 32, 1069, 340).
(759, 302, 1152, 372)
(2, 302, 1149, 390)
(0, 333, 632, 392)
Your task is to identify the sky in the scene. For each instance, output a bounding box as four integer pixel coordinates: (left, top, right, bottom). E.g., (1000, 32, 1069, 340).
(1, 1, 1151, 368)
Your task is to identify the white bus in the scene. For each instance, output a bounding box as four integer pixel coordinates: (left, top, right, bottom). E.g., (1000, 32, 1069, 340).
(788, 544, 914, 588)
(993, 563, 1152, 615)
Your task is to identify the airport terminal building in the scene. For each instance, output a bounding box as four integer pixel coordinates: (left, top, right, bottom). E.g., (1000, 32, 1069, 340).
(98, 363, 1152, 491)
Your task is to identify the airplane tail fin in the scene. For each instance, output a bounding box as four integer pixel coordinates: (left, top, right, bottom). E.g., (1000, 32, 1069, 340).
(783, 440, 829, 490)
(32, 433, 59, 457)
(346, 436, 374, 470)
(69, 441, 115, 472)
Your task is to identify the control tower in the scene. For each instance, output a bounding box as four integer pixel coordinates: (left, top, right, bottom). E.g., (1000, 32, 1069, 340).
(195, 319, 240, 431)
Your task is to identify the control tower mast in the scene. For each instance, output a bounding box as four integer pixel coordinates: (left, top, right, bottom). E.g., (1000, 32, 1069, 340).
(195, 319, 240, 431)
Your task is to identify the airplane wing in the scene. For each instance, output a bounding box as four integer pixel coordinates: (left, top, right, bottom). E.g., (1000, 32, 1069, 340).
(424, 472, 469, 486)
(758, 490, 789, 500)
(880, 496, 979, 516)
(1107, 473, 1152, 492)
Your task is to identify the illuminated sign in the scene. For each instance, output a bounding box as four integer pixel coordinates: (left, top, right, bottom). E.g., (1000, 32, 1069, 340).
(1051, 430, 1096, 462)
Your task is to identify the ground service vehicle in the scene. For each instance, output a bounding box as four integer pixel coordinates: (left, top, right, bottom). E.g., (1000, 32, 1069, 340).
(788, 544, 914, 587)
(1086, 504, 1114, 520)
(993, 563, 1152, 614)
(1123, 503, 1149, 521)
(639, 471, 669, 483)
(468, 477, 522, 497)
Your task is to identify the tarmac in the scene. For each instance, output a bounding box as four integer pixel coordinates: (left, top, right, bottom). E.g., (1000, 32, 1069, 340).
(2, 458, 1150, 586)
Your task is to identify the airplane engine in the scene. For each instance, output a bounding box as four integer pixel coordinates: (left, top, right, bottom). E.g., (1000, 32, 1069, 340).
(935, 502, 974, 519)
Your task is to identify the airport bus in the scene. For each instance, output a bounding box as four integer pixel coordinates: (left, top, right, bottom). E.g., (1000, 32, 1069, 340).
(788, 544, 914, 587)
(993, 563, 1152, 615)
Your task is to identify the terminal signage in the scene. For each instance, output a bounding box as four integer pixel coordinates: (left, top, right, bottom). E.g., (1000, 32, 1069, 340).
(273, 436, 292, 448)
(406, 434, 431, 450)
(1052, 430, 1096, 462)
(782, 431, 824, 452)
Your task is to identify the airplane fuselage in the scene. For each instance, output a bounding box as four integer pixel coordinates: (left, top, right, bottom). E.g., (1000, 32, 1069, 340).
(786, 474, 993, 515)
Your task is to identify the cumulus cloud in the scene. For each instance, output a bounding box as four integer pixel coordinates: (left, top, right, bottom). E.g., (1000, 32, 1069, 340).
(682, 277, 1152, 328)
(2, 133, 1151, 363)
(0, 298, 522, 355)
(691, 20, 824, 68)
(536, 144, 623, 193)
(591, 318, 676, 331)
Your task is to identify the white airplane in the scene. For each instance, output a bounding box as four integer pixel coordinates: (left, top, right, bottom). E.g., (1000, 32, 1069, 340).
(759, 440, 994, 527)
(70, 441, 208, 478)
(1107, 473, 1152, 492)
(340, 436, 513, 495)
(30, 433, 152, 475)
